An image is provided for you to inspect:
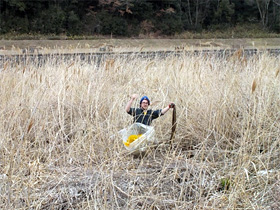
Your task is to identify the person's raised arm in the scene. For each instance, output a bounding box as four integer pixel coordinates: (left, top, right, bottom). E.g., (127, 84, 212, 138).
(161, 102, 175, 115)
(125, 94, 138, 113)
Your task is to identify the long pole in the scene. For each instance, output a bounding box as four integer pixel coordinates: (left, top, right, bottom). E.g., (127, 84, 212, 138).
(170, 104, 177, 140)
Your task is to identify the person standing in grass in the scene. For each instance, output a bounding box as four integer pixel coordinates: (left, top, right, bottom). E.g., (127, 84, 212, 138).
(125, 94, 175, 126)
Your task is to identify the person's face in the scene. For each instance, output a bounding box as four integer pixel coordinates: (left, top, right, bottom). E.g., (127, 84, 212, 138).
(141, 99, 149, 110)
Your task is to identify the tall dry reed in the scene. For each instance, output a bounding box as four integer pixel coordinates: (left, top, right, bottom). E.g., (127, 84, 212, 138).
(0, 51, 279, 209)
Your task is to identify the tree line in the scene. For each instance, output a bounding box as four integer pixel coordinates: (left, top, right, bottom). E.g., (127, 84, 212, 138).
(1, 0, 279, 37)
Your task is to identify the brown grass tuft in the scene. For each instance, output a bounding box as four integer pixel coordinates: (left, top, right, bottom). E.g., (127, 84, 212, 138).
(275, 68, 280, 78)
(27, 119, 34, 133)
(251, 79, 257, 93)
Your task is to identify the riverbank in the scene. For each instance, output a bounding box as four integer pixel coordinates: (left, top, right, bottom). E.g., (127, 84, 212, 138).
(1, 38, 280, 56)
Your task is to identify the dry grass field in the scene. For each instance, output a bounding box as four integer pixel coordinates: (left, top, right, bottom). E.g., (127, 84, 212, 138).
(0, 46, 280, 209)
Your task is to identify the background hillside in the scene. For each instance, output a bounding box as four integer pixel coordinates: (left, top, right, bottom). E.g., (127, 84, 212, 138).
(1, 0, 279, 38)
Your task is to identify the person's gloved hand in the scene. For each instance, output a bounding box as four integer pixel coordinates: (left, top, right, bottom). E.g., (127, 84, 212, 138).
(169, 103, 175, 108)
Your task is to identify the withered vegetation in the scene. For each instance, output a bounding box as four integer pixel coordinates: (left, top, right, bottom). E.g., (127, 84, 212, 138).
(0, 50, 279, 209)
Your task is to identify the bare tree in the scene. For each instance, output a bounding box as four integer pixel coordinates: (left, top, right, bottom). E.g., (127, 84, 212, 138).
(184, 0, 210, 29)
(255, 0, 271, 27)
(273, 0, 280, 6)
(186, 0, 193, 25)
